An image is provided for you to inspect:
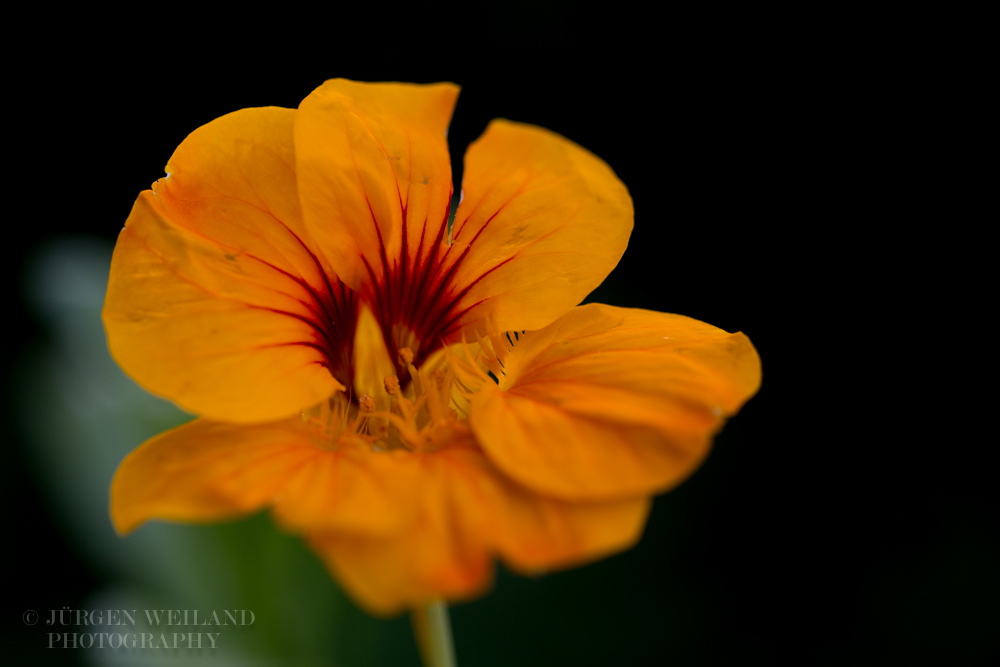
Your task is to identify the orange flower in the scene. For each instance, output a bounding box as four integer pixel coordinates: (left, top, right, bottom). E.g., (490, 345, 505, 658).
(104, 79, 761, 615)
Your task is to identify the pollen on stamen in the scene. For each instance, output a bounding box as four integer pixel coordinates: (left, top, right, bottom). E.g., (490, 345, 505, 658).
(384, 375, 401, 397)
(397, 347, 414, 367)
(353, 394, 377, 437)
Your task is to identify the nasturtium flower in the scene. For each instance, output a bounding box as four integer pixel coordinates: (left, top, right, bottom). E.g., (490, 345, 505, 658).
(104, 79, 761, 615)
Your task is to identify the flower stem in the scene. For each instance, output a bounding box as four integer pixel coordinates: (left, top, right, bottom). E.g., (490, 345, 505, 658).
(411, 600, 457, 667)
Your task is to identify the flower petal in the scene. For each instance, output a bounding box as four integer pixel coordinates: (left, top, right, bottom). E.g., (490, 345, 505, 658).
(111, 418, 319, 534)
(295, 79, 459, 360)
(445, 120, 633, 336)
(308, 436, 650, 615)
(295, 81, 632, 364)
(104, 107, 356, 423)
(469, 304, 762, 501)
(435, 444, 651, 575)
(272, 439, 422, 537)
(309, 510, 491, 617)
(112, 415, 432, 541)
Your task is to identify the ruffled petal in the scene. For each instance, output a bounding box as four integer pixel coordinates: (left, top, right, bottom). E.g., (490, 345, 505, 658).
(111, 418, 319, 534)
(307, 434, 650, 615)
(445, 120, 633, 337)
(295, 80, 459, 358)
(103, 107, 356, 423)
(469, 304, 762, 501)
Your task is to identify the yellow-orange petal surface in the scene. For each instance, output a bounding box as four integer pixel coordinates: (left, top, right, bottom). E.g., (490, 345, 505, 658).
(103, 107, 356, 423)
(111, 417, 319, 534)
(112, 413, 437, 540)
(271, 438, 423, 537)
(469, 304, 762, 502)
(446, 120, 633, 336)
(295, 79, 458, 293)
(308, 435, 650, 615)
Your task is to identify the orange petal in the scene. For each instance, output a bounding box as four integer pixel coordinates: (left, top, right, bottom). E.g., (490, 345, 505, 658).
(272, 439, 422, 536)
(310, 513, 491, 617)
(111, 418, 320, 534)
(430, 442, 651, 576)
(296, 82, 632, 367)
(103, 107, 357, 423)
(444, 120, 633, 337)
(113, 413, 432, 541)
(295, 79, 458, 358)
(307, 436, 650, 615)
(469, 304, 762, 501)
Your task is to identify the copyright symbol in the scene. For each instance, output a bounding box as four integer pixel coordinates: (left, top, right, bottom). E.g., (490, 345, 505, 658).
(23, 610, 38, 625)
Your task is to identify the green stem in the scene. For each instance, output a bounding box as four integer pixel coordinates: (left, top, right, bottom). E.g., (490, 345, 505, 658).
(412, 600, 457, 667)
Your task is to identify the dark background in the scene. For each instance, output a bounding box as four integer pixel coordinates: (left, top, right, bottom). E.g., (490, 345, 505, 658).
(5, 6, 996, 665)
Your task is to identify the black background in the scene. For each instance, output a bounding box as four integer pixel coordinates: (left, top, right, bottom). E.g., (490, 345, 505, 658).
(4, 6, 996, 665)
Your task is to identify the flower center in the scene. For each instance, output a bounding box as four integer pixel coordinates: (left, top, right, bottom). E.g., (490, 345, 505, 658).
(363, 203, 499, 372)
(302, 347, 466, 454)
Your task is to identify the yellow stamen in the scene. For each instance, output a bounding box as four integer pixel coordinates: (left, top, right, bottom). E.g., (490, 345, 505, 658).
(301, 392, 356, 449)
(397, 347, 424, 401)
(442, 338, 491, 398)
(487, 332, 512, 365)
(354, 394, 376, 434)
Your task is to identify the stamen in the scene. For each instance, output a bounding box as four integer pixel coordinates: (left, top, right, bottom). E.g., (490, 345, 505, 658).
(398, 346, 424, 399)
(354, 394, 376, 434)
(478, 341, 505, 381)
(299, 350, 481, 455)
(301, 392, 355, 449)
(442, 337, 492, 398)
(487, 333, 512, 365)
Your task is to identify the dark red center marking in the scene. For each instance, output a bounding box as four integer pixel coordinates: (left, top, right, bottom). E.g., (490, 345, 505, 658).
(358, 189, 505, 371)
